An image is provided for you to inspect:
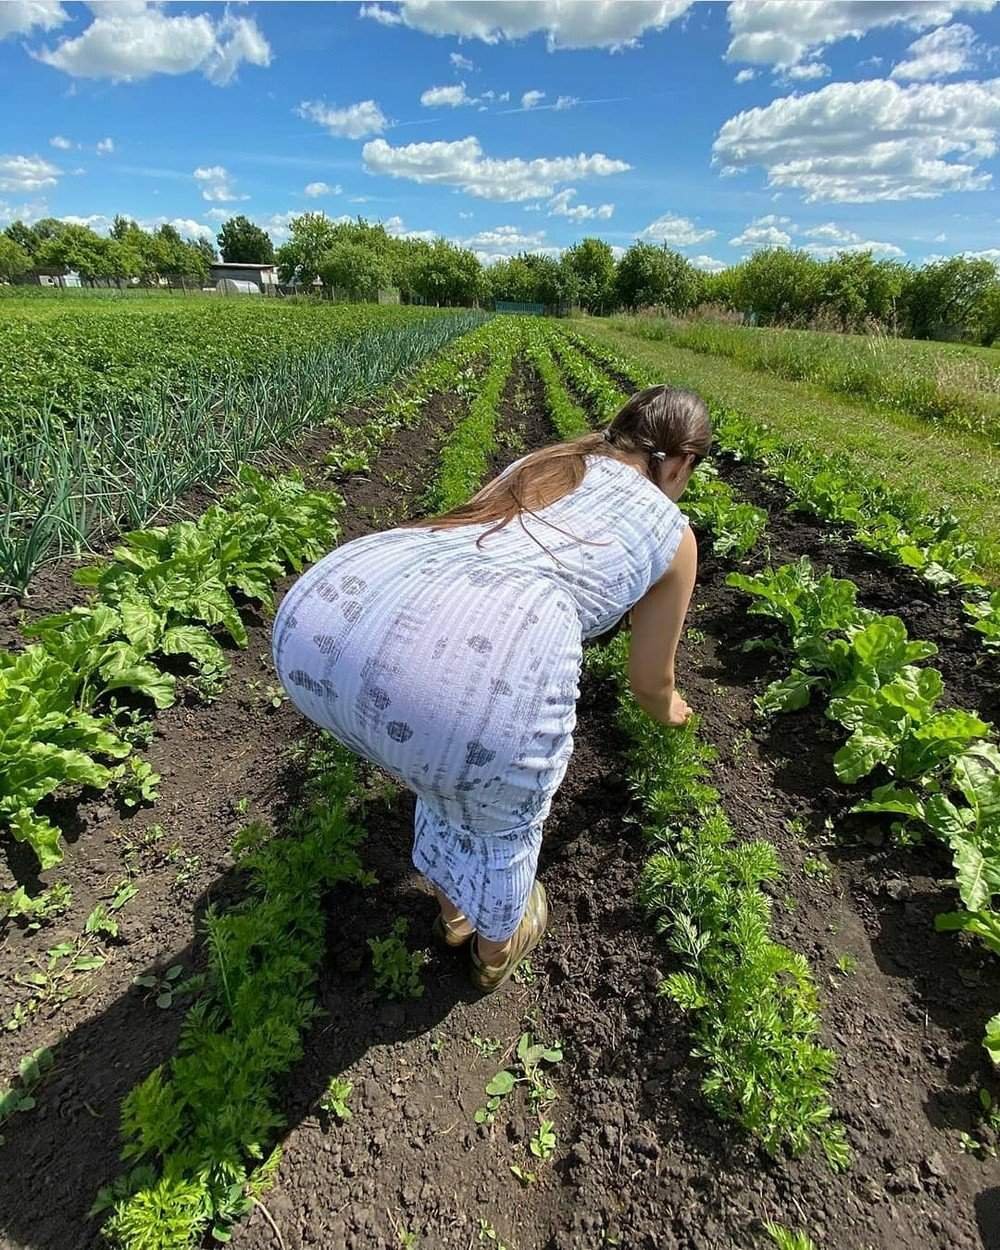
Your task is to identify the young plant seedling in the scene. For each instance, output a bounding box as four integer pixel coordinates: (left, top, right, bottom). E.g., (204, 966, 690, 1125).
(0, 1047, 54, 1143)
(114, 757, 161, 810)
(762, 1223, 818, 1250)
(319, 1076, 353, 1122)
(478, 1219, 514, 1250)
(474, 1031, 562, 1124)
(369, 919, 425, 1000)
(133, 964, 185, 1008)
(1, 883, 72, 931)
(84, 880, 138, 940)
(802, 855, 832, 883)
(512, 958, 535, 986)
(509, 1164, 536, 1187)
(529, 1119, 557, 1160)
(833, 954, 858, 977)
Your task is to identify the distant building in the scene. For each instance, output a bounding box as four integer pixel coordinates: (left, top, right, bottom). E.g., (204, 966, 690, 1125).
(209, 262, 277, 291)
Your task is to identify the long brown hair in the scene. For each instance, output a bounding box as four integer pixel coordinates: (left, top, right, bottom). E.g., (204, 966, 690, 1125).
(412, 385, 712, 544)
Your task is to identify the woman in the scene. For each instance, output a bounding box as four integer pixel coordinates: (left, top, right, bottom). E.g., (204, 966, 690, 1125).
(272, 384, 710, 993)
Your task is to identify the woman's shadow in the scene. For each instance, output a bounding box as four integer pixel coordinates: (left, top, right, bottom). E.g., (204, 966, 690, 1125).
(0, 773, 472, 1250)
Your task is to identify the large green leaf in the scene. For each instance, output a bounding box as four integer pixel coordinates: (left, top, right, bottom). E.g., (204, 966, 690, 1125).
(833, 729, 897, 783)
(950, 838, 1000, 912)
(985, 1012, 1000, 1067)
(954, 744, 1000, 828)
(8, 808, 64, 869)
(103, 665, 176, 710)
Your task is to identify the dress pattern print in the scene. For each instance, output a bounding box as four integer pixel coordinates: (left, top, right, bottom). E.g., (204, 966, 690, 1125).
(272, 455, 687, 940)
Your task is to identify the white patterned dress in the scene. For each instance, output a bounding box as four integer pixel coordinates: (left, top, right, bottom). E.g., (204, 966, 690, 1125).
(272, 455, 687, 940)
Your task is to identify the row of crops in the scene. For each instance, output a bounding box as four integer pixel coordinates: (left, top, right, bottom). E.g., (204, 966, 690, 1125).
(1, 299, 485, 593)
(0, 306, 997, 1248)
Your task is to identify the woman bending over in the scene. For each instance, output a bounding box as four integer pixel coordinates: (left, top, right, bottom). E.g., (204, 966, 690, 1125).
(273, 385, 710, 992)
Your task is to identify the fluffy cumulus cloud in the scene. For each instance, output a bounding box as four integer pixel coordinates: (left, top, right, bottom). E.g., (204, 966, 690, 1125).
(547, 188, 613, 220)
(801, 222, 904, 257)
(96, 137, 114, 155)
(298, 99, 388, 139)
(522, 89, 546, 109)
(383, 214, 437, 241)
(891, 23, 979, 80)
(0, 154, 61, 193)
(639, 212, 716, 245)
(204, 208, 229, 222)
(362, 135, 629, 201)
(421, 82, 476, 107)
(36, 4, 271, 85)
(690, 254, 727, 273)
(193, 165, 247, 203)
(360, 0, 694, 51)
(725, 0, 996, 75)
(60, 212, 111, 232)
(450, 51, 475, 71)
(713, 78, 1000, 203)
(49, 135, 73, 150)
(0, 197, 48, 226)
(304, 181, 341, 198)
(734, 68, 756, 84)
(0, 0, 66, 39)
(461, 224, 547, 250)
(729, 213, 793, 248)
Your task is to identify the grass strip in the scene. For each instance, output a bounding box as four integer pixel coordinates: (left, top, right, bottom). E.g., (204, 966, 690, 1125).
(571, 319, 1000, 579)
(588, 636, 850, 1168)
(94, 740, 371, 1247)
(605, 315, 1000, 446)
(427, 316, 522, 511)
(569, 326, 990, 597)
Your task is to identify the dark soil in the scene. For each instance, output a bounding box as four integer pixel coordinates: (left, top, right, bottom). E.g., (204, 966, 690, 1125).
(1, 355, 998, 1250)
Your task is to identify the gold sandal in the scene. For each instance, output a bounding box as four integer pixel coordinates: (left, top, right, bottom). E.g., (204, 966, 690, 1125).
(432, 912, 475, 949)
(470, 881, 548, 994)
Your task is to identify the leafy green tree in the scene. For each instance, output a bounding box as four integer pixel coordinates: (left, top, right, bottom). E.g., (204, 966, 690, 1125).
(275, 213, 340, 285)
(902, 255, 998, 341)
(217, 215, 274, 264)
(487, 256, 539, 303)
(3, 220, 39, 257)
(0, 234, 30, 280)
(819, 251, 906, 332)
(615, 243, 700, 312)
(35, 224, 108, 280)
(406, 238, 483, 305)
(192, 236, 217, 265)
(318, 241, 392, 299)
(729, 248, 823, 325)
(562, 237, 616, 314)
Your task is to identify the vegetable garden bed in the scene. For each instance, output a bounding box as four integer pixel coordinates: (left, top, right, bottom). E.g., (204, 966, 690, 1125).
(0, 318, 997, 1250)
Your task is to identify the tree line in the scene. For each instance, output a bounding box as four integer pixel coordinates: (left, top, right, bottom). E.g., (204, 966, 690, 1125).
(2, 210, 998, 344)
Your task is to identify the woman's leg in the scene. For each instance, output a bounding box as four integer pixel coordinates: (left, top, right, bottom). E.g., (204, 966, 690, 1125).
(432, 884, 475, 940)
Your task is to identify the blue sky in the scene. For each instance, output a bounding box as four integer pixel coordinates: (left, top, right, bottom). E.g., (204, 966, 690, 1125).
(1, 1, 999, 269)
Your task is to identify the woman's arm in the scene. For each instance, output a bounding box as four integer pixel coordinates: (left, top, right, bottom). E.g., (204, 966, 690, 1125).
(628, 525, 698, 726)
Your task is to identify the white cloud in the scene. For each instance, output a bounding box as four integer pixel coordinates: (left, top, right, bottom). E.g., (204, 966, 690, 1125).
(933, 230, 948, 241)
(726, 0, 996, 73)
(421, 82, 476, 107)
(49, 134, 73, 150)
(165, 217, 215, 243)
(734, 68, 756, 84)
(801, 222, 904, 257)
(462, 224, 548, 251)
(450, 51, 475, 71)
(383, 214, 437, 241)
(713, 77, 1000, 203)
(60, 212, 111, 232)
(691, 254, 727, 273)
(359, 3, 405, 27)
(0, 197, 48, 227)
(96, 137, 114, 155)
(0, 154, 60, 193)
(298, 99, 388, 139)
(891, 23, 979, 81)
(522, 89, 546, 110)
(360, 0, 695, 51)
(458, 210, 474, 218)
(963, 247, 1000, 262)
(783, 60, 829, 81)
(193, 164, 247, 203)
(547, 188, 613, 220)
(362, 135, 630, 201)
(204, 208, 229, 222)
(37, 5, 271, 85)
(554, 94, 578, 110)
(0, 0, 66, 40)
(730, 214, 794, 247)
(304, 181, 342, 198)
(639, 211, 716, 245)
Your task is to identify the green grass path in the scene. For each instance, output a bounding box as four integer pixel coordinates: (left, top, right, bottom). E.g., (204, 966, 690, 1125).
(574, 318, 1000, 576)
